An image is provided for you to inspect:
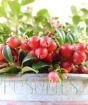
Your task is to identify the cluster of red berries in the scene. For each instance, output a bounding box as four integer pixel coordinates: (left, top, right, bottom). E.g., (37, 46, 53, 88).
(0, 35, 57, 63)
(0, 35, 88, 83)
(21, 36, 57, 61)
(58, 43, 88, 74)
(48, 43, 88, 83)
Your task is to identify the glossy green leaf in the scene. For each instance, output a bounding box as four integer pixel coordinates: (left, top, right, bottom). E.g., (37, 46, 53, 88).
(18, 50, 27, 65)
(70, 31, 76, 41)
(67, 33, 74, 44)
(2, 45, 14, 62)
(58, 28, 66, 41)
(22, 54, 37, 65)
(0, 67, 17, 74)
(56, 29, 65, 44)
(32, 61, 49, 70)
(21, 66, 38, 74)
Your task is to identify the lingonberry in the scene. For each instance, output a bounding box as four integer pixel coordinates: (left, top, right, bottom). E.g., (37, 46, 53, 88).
(60, 60, 73, 72)
(40, 36, 52, 48)
(21, 40, 30, 51)
(48, 40, 57, 52)
(74, 43, 86, 52)
(48, 71, 59, 83)
(35, 47, 48, 59)
(28, 36, 39, 49)
(72, 51, 86, 65)
(59, 44, 74, 58)
(6, 36, 20, 48)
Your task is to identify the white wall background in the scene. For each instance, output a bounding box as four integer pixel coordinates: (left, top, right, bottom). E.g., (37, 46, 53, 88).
(30, 0, 88, 23)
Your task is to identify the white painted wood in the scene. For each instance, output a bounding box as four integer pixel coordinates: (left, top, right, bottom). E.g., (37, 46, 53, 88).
(0, 73, 88, 101)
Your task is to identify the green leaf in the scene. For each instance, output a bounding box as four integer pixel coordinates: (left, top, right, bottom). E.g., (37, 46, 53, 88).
(37, 9, 49, 19)
(80, 8, 88, 14)
(72, 15, 81, 25)
(86, 27, 88, 34)
(21, 66, 38, 74)
(2, 45, 14, 62)
(0, 0, 8, 16)
(22, 54, 37, 65)
(59, 74, 64, 83)
(0, 67, 17, 74)
(85, 19, 88, 25)
(66, 32, 74, 44)
(70, 31, 76, 41)
(58, 28, 66, 41)
(84, 60, 88, 67)
(32, 61, 49, 70)
(8, 0, 20, 15)
(21, 0, 35, 5)
(71, 5, 78, 15)
(56, 29, 65, 44)
(18, 50, 27, 65)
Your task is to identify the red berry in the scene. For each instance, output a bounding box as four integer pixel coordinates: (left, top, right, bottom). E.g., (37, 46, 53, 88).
(0, 44, 5, 61)
(28, 36, 39, 49)
(11, 49, 18, 62)
(28, 50, 35, 55)
(21, 40, 30, 51)
(6, 36, 19, 48)
(74, 43, 86, 52)
(45, 53, 52, 62)
(72, 51, 86, 65)
(40, 36, 52, 48)
(48, 40, 57, 52)
(78, 65, 88, 74)
(48, 71, 59, 83)
(60, 60, 72, 72)
(35, 47, 48, 59)
(59, 44, 74, 58)
(85, 51, 88, 60)
(0, 50, 5, 61)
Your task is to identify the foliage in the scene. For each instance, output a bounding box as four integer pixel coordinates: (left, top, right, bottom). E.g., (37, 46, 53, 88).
(63, 5, 88, 46)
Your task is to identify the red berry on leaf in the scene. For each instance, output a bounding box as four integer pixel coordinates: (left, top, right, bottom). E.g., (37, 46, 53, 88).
(48, 71, 59, 83)
(40, 36, 52, 48)
(74, 43, 86, 52)
(35, 47, 48, 59)
(72, 51, 86, 65)
(59, 44, 74, 58)
(28, 36, 39, 49)
(21, 40, 30, 51)
(6, 36, 20, 48)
